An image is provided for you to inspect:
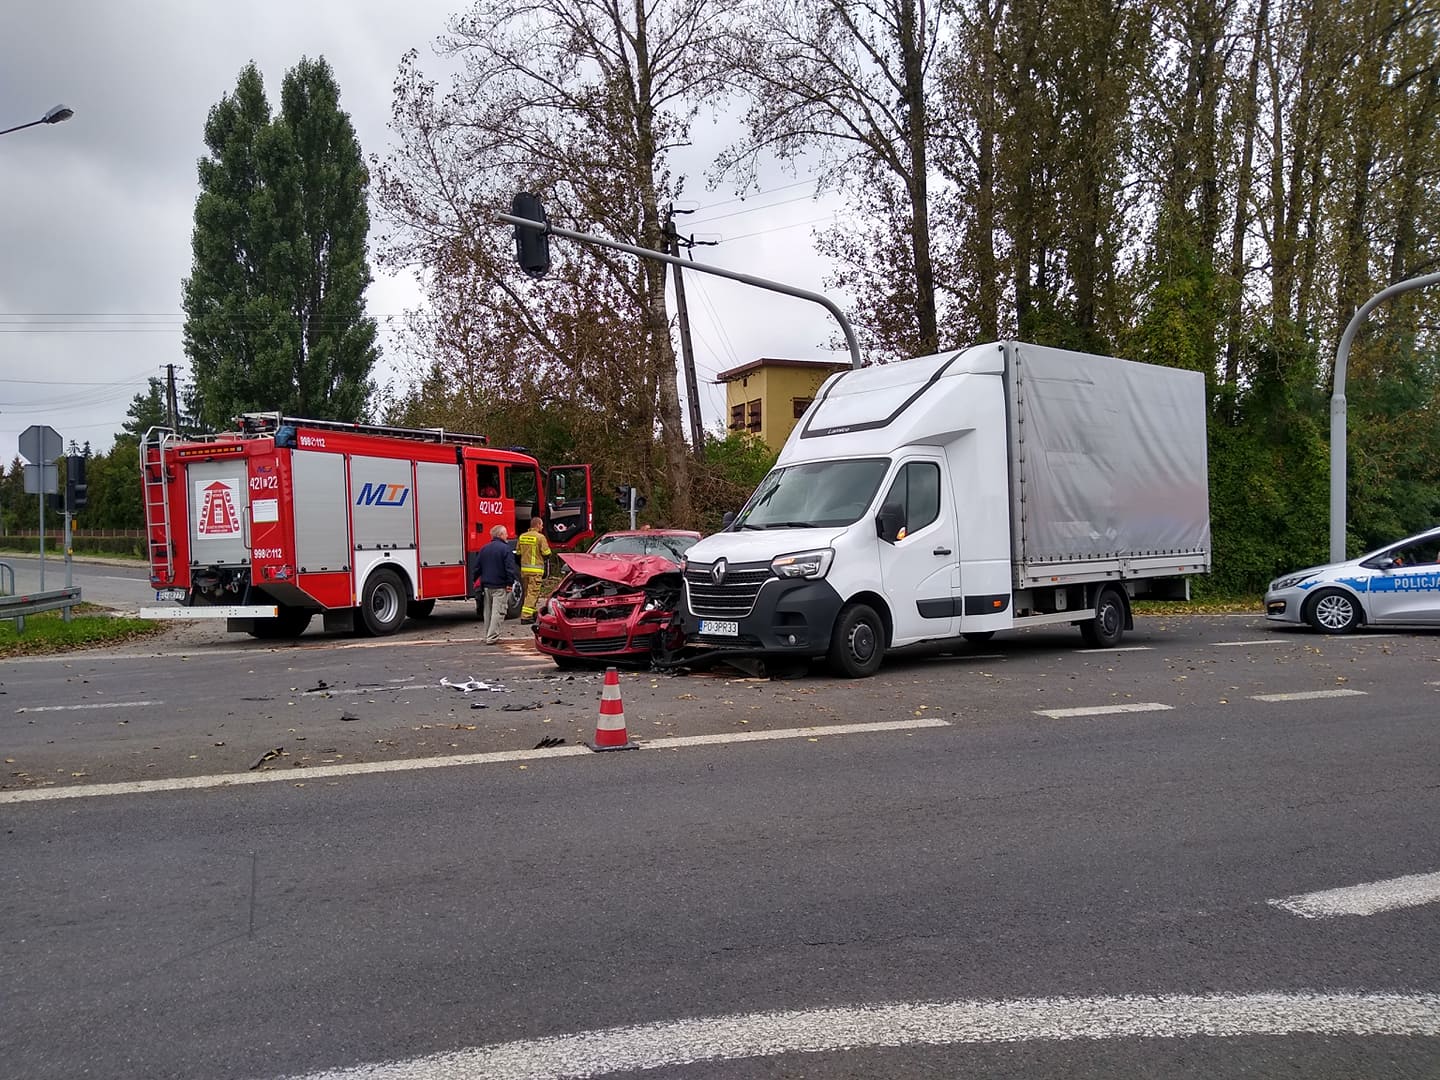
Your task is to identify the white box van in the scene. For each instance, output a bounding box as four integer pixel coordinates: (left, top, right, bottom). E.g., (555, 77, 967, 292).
(680, 341, 1211, 676)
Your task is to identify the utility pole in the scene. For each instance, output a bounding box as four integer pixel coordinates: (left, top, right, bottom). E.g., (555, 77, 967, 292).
(165, 363, 180, 430)
(665, 207, 706, 462)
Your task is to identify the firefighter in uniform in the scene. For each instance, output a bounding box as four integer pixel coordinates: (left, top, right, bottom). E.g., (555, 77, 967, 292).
(516, 516, 552, 623)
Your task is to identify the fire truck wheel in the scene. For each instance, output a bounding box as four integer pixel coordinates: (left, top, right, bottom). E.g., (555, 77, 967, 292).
(359, 569, 408, 636)
(247, 607, 313, 639)
(406, 599, 436, 619)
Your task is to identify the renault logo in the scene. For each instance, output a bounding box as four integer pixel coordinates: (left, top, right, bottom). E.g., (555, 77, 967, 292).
(710, 558, 728, 585)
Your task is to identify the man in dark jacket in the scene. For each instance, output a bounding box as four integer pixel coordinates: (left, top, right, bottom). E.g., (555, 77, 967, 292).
(474, 524, 518, 644)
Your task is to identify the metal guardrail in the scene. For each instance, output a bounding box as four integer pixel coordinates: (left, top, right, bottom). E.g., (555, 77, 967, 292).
(0, 581, 82, 633)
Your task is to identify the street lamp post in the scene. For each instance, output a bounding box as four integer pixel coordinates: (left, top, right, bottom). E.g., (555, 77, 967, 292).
(0, 105, 74, 138)
(1330, 272, 1440, 562)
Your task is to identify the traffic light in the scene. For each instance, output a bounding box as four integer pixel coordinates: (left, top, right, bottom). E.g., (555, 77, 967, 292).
(66, 453, 88, 512)
(511, 192, 551, 279)
(614, 485, 648, 511)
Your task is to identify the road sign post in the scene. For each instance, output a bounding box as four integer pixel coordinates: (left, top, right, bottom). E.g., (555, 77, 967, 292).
(19, 425, 63, 592)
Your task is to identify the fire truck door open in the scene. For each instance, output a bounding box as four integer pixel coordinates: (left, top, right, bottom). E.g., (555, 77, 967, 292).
(546, 465, 593, 550)
(188, 459, 251, 566)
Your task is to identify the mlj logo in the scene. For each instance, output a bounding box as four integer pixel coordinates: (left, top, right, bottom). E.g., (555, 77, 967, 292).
(355, 482, 410, 507)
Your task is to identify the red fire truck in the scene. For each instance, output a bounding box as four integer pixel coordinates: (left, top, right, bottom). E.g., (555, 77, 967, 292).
(140, 414, 594, 638)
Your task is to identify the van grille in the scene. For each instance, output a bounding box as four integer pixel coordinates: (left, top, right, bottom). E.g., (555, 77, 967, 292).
(684, 563, 772, 619)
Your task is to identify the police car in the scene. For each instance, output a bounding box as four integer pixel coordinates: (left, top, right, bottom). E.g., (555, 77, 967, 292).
(1265, 525, 1440, 633)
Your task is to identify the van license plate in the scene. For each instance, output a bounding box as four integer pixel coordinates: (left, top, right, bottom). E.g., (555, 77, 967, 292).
(699, 619, 738, 637)
(155, 588, 187, 602)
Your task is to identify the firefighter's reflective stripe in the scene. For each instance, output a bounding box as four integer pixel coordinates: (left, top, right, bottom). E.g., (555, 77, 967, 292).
(517, 529, 551, 573)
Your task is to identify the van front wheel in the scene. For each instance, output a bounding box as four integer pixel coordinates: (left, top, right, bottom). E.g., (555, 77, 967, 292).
(828, 603, 885, 678)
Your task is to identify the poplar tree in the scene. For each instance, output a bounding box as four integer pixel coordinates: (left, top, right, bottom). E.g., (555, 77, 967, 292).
(182, 58, 377, 430)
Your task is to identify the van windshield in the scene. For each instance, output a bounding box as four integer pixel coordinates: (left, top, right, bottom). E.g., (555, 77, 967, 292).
(733, 458, 890, 530)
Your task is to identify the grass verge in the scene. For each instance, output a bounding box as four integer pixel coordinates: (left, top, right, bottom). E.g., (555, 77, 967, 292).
(1132, 595, 1262, 616)
(0, 606, 163, 657)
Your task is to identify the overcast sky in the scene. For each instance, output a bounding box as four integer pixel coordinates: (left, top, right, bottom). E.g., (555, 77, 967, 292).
(0, 0, 850, 468)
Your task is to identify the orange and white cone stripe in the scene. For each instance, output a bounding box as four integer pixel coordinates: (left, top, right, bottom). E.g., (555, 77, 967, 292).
(591, 666, 636, 751)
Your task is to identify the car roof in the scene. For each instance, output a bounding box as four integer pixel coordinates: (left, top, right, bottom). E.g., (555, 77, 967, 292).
(596, 529, 702, 539)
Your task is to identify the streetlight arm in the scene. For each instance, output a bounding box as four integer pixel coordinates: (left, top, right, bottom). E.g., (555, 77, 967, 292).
(1329, 271, 1440, 562)
(498, 212, 863, 369)
(0, 118, 44, 137)
(0, 105, 73, 138)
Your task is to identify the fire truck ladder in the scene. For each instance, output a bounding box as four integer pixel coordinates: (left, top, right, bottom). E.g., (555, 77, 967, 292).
(140, 426, 177, 580)
(234, 412, 490, 447)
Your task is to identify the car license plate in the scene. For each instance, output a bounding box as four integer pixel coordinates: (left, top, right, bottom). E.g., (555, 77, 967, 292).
(155, 588, 187, 602)
(699, 619, 738, 636)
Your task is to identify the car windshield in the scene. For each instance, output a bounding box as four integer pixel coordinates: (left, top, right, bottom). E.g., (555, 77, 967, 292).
(588, 534, 699, 562)
(733, 458, 890, 530)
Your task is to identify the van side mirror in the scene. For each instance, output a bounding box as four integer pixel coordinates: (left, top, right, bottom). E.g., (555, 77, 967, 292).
(876, 508, 904, 544)
(721, 511, 736, 529)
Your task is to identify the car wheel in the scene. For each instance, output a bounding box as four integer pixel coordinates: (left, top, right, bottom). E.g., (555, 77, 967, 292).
(358, 569, 407, 636)
(1306, 588, 1361, 634)
(962, 631, 994, 645)
(506, 579, 524, 620)
(407, 598, 436, 619)
(1079, 587, 1126, 648)
(827, 602, 885, 678)
(247, 605, 313, 639)
(651, 618, 687, 667)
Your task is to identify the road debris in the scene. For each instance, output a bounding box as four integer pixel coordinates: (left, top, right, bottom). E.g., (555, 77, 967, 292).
(249, 747, 284, 771)
(441, 676, 511, 694)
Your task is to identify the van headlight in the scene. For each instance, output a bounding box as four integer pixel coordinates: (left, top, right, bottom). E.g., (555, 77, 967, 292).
(772, 549, 834, 579)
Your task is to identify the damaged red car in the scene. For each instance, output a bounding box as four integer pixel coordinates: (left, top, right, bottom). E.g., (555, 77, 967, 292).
(532, 530, 700, 668)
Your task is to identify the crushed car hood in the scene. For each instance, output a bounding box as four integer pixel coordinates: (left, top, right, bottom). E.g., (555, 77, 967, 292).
(557, 553, 680, 587)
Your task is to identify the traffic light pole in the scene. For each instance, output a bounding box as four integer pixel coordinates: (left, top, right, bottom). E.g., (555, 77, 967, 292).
(498, 213, 863, 370)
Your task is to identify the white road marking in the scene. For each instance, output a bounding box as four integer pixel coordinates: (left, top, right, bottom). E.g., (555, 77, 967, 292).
(274, 991, 1440, 1080)
(1076, 645, 1153, 654)
(1269, 871, 1440, 918)
(653, 718, 949, 749)
(1213, 639, 1288, 647)
(0, 719, 950, 805)
(1034, 703, 1172, 719)
(1250, 689, 1368, 703)
(0, 746, 591, 804)
(14, 700, 160, 713)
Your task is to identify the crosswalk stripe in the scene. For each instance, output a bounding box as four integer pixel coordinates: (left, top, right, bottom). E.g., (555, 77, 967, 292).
(1250, 689, 1367, 702)
(1034, 703, 1172, 719)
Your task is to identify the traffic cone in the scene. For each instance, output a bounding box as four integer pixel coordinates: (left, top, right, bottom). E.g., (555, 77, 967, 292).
(590, 666, 636, 751)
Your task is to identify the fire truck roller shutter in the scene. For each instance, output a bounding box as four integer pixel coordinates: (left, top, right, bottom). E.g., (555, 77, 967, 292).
(292, 450, 349, 572)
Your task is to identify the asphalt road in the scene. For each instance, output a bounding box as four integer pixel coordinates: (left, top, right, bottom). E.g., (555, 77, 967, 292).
(3, 615, 1439, 1077)
(1, 553, 153, 611)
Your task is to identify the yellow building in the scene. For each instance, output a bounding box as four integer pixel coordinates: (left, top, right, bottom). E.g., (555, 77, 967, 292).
(716, 358, 851, 453)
